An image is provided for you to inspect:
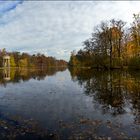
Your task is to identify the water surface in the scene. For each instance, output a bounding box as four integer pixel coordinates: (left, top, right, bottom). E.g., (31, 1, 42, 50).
(0, 68, 140, 139)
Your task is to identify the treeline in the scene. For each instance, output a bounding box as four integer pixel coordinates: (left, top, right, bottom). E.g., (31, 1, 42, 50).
(0, 49, 67, 68)
(69, 13, 140, 69)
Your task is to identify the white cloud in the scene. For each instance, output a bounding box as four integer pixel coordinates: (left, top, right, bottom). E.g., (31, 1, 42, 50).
(0, 1, 140, 61)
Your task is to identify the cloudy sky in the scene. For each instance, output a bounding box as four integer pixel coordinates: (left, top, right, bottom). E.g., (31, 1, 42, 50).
(0, 1, 140, 61)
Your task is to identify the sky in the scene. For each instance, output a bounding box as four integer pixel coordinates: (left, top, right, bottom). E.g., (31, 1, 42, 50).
(0, 1, 140, 61)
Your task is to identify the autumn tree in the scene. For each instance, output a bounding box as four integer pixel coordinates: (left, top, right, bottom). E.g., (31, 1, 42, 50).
(131, 13, 140, 56)
(69, 19, 126, 69)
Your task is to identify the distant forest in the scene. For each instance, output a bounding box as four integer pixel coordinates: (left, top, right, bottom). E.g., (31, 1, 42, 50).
(0, 49, 67, 67)
(69, 13, 140, 69)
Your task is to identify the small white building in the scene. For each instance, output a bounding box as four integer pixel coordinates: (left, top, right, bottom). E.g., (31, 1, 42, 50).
(3, 55, 10, 67)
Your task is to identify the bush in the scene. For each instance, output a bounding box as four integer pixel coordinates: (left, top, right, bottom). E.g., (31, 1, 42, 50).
(128, 57, 140, 69)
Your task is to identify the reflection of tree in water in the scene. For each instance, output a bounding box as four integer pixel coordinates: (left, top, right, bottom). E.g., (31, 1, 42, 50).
(69, 68, 140, 119)
(0, 67, 67, 86)
(125, 71, 140, 124)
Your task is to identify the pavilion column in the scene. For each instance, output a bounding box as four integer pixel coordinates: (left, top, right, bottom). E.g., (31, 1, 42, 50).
(3, 56, 10, 68)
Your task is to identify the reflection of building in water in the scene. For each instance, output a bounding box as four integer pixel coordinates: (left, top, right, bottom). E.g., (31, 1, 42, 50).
(3, 69, 11, 81)
(3, 55, 10, 67)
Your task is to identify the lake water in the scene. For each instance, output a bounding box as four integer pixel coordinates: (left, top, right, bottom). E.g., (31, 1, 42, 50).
(0, 67, 140, 140)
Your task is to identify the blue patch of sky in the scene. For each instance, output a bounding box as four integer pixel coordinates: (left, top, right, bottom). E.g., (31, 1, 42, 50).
(0, 1, 23, 26)
(0, 0, 23, 15)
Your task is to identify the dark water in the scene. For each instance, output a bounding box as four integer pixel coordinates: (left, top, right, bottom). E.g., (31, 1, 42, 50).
(0, 67, 140, 140)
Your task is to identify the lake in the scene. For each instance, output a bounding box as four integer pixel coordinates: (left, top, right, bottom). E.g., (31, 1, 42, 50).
(0, 67, 140, 140)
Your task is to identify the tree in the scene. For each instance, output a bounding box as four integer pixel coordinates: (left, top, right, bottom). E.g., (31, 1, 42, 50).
(131, 13, 140, 56)
(10, 55, 16, 67)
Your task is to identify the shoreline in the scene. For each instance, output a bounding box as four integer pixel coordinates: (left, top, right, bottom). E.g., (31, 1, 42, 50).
(68, 66, 140, 71)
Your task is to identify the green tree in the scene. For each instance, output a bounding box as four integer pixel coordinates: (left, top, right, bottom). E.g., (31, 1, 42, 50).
(10, 55, 16, 67)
